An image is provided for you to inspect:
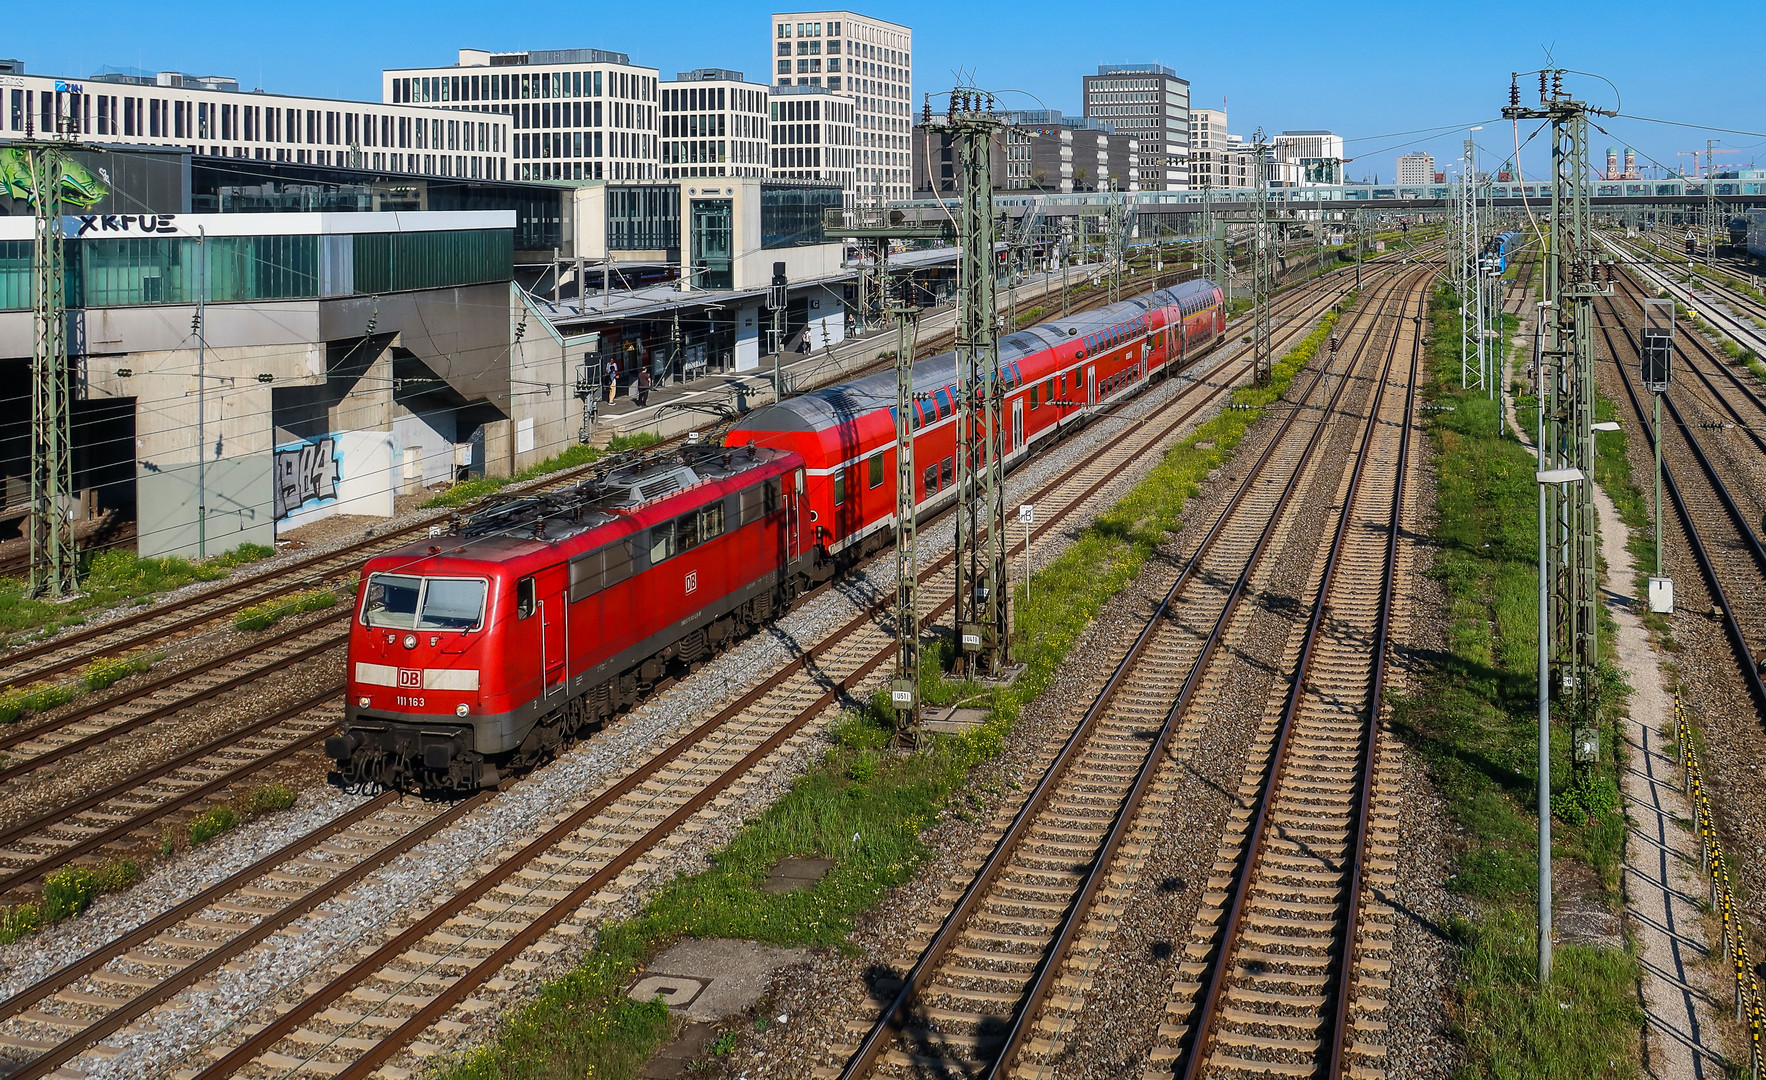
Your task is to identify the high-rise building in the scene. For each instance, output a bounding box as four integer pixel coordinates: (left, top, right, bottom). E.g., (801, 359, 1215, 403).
(770, 83, 856, 192)
(1395, 151, 1434, 186)
(1082, 63, 1189, 189)
(660, 69, 770, 180)
(1188, 107, 1230, 189)
(385, 48, 660, 183)
(1275, 130, 1345, 185)
(769, 11, 911, 201)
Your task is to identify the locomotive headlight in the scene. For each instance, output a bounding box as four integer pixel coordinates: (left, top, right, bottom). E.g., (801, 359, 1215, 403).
(455, 703, 470, 716)
(358, 696, 371, 707)
(403, 634, 418, 649)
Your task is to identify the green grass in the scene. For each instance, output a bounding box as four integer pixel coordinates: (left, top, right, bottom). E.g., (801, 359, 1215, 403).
(1389, 285, 1640, 1078)
(0, 543, 272, 646)
(232, 586, 341, 632)
(187, 806, 239, 846)
(428, 302, 1349, 1080)
(421, 434, 662, 510)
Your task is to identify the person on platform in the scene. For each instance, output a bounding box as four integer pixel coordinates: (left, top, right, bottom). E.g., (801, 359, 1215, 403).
(636, 367, 653, 407)
(605, 357, 620, 403)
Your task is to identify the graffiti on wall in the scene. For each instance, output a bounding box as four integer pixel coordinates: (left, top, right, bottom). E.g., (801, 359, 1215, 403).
(273, 438, 340, 520)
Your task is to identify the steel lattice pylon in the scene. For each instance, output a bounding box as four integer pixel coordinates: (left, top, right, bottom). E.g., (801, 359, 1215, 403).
(943, 88, 1009, 678)
(27, 147, 78, 598)
(1507, 70, 1612, 769)
(1252, 129, 1273, 385)
(889, 283, 923, 742)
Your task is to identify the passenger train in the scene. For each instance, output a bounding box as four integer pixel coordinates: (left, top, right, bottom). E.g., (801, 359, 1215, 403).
(332, 279, 1226, 792)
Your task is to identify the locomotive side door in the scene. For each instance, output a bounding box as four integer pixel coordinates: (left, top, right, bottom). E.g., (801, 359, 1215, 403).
(536, 563, 569, 696)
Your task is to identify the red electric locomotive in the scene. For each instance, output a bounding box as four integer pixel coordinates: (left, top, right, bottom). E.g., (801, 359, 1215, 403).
(331, 443, 821, 792)
(725, 278, 1224, 560)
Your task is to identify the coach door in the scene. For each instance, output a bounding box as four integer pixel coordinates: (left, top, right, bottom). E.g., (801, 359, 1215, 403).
(536, 564, 569, 696)
(1086, 365, 1097, 406)
(1012, 399, 1024, 450)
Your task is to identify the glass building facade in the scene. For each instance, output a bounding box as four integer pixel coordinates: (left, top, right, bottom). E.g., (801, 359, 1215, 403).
(689, 198, 733, 290)
(607, 186, 681, 251)
(0, 228, 512, 311)
(761, 184, 843, 248)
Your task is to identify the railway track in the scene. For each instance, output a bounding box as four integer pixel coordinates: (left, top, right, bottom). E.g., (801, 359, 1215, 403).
(825, 265, 1426, 1079)
(0, 258, 1412, 1079)
(1156, 271, 1420, 1080)
(1608, 235, 1766, 356)
(1596, 272, 1766, 717)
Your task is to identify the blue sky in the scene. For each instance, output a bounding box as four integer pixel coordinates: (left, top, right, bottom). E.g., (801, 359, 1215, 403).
(10, 0, 1762, 181)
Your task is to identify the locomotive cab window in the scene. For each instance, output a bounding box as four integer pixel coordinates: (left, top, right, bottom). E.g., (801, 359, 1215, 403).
(515, 577, 536, 619)
(739, 478, 781, 525)
(649, 521, 677, 564)
(361, 573, 486, 631)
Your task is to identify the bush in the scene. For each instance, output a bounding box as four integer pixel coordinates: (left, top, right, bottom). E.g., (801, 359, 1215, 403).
(39, 858, 137, 923)
(239, 783, 296, 815)
(188, 806, 239, 846)
(232, 587, 339, 632)
(81, 653, 156, 692)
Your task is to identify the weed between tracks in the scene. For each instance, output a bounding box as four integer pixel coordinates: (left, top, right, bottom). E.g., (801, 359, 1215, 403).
(429, 303, 1349, 1080)
(0, 782, 297, 948)
(1389, 285, 1641, 1079)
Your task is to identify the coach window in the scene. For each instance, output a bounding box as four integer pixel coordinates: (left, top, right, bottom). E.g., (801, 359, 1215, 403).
(868, 454, 884, 489)
(1075, 367, 1085, 391)
(833, 470, 847, 506)
(649, 521, 677, 564)
(940, 457, 953, 488)
(1045, 378, 1055, 402)
(923, 463, 939, 494)
(698, 502, 726, 543)
(933, 387, 951, 420)
(1029, 383, 1038, 410)
(516, 577, 536, 618)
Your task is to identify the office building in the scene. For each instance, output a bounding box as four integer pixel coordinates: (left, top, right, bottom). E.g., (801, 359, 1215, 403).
(385, 48, 659, 183)
(3, 68, 510, 181)
(660, 69, 770, 180)
(1396, 151, 1435, 186)
(1083, 63, 1188, 189)
(1188, 107, 1230, 188)
(770, 11, 912, 201)
(1276, 129, 1345, 185)
(912, 115, 1030, 195)
(770, 83, 856, 192)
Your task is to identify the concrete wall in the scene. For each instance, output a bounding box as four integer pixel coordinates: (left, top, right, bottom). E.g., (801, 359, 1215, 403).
(138, 458, 275, 559)
(508, 284, 595, 472)
(733, 300, 763, 371)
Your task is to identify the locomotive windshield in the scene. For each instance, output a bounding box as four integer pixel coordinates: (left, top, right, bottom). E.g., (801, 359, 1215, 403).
(361, 573, 488, 631)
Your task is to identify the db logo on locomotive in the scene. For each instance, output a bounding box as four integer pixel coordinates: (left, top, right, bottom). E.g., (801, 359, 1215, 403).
(398, 669, 422, 688)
